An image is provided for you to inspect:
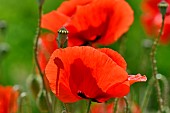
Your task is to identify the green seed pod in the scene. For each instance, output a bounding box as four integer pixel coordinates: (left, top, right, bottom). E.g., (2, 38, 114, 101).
(18, 92, 31, 113)
(0, 20, 7, 34)
(158, 0, 169, 16)
(27, 75, 42, 98)
(37, 0, 45, 6)
(36, 90, 48, 112)
(57, 27, 69, 48)
(0, 42, 10, 59)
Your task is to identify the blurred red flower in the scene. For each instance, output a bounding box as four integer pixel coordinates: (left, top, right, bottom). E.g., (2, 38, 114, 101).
(45, 46, 147, 103)
(41, 0, 134, 46)
(38, 33, 58, 72)
(141, 0, 170, 43)
(91, 100, 141, 113)
(0, 86, 19, 113)
(91, 103, 113, 113)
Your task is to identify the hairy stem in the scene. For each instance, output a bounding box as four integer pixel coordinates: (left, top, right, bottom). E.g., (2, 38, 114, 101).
(113, 98, 119, 113)
(150, 15, 165, 113)
(160, 74, 169, 107)
(64, 103, 70, 113)
(141, 76, 155, 112)
(123, 97, 129, 113)
(33, 2, 53, 113)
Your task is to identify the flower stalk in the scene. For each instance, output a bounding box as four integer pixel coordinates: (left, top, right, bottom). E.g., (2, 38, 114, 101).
(141, 76, 155, 111)
(113, 98, 119, 113)
(150, 1, 168, 112)
(86, 99, 92, 113)
(33, 0, 53, 112)
(123, 96, 129, 113)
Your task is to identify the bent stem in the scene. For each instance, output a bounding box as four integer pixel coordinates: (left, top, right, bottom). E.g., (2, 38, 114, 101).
(141, 76, 155, 112)
(150, 15, 165, 113)
(113, 98, 119, 113)
(161, 75, 169, 107)
(33, 1, 53, 113)
(119, 34, 127, 56)
(86, 99, 92, 113)
(64, 103, 70, 113)
(123, 96, 129, 113)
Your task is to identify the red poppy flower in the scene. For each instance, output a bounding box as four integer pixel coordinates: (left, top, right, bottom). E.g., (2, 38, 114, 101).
(91, 100, 141, 113)
(41, 0, 134, 46)
(45, 46, 147, 103)
(141, 0, 170, 43)
(91, 103, 113, 113)
(38, 33, 58, 72)
(0, 86, 19, 113)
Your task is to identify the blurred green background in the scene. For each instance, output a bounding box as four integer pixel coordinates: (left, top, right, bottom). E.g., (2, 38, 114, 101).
(0, 0, 170, 112)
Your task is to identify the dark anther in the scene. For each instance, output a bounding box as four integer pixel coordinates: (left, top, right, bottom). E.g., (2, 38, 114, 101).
(77, 91, 88, 99)
(81, 41, 91, 46)
(91, 98, 100, 103)
(77, 91, 100, 102)
(80, 35, 102, 46)
(93, 35, 101, 43)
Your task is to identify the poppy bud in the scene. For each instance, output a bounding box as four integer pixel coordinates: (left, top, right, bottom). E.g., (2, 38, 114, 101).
(57, 27, 69, 48)
(0, 20, 7, 34)
(158, 0, 169, 16)
(0, 42, 10, 59)
(18, 92, 31, 113)
(37, 0, 45, 6)
(36, 90, 48, 112)
(13, 85, 20, 93)
(142, 39, 152, 49)
(27, 75, 42, 98)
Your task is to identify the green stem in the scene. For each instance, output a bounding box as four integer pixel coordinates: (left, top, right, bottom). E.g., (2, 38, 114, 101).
(33, 1, 53, 113)
(150, 15, 165, 113)
(18, 92, 32, 113)
(52, 95, 57, 112)
(123, 97, 129, 113)
(141, 76, 155, 112)
(160, 74, 169, 107)
(113, 98, 119, 113)
(64, 103, 70, 113)
(86, 100, 92, 113)
(119, 34, 127, 56)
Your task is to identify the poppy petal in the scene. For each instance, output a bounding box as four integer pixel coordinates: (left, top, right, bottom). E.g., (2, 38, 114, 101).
(128, 74, 147, 85)
(91, 103, 113, 113)
(141, 0, 170, 43)
(57, 83, 80, 103)
(0, 86, 19, 113)
(98, 48, 127, 70)
(106, 81, 130, 97)
(41, 11, 69, 33)
(66, 0, 134, 45)
(57, 0, 92, 16)
(39, 33, 57, 54)
(38, 33, 57, 72)
(69, 58, 111, 102)
(161, 23, 170, 43)
(141, 0, 160, 15)
(98, 0, 134, 44)
(45, 46, 128, 102)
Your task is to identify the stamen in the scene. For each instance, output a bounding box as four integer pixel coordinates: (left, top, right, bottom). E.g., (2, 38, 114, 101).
(77, 91, 88, 99)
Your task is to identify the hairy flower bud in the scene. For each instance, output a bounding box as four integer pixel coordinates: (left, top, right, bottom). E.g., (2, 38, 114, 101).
(27, 75, 42, 98)
(36, 90, 48, 112)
